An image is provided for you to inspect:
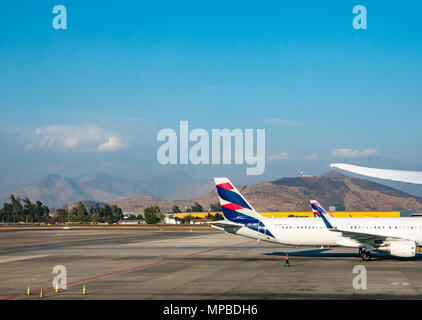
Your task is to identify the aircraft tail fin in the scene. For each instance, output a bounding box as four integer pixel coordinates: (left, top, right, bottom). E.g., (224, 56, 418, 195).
(214, 178, 262, 224)
(310, 200, 335, 229)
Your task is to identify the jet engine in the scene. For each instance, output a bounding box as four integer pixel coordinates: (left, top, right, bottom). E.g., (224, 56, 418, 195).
(378, 240, 417, 258)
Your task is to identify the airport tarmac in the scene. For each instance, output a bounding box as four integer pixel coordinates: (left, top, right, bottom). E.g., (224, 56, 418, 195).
(1, 228, 422, 300)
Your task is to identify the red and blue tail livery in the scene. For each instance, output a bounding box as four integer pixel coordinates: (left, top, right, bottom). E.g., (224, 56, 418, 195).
(310, 200, 334, 229)
(311, 200, 334, 217)
(215, 178, 274, 238)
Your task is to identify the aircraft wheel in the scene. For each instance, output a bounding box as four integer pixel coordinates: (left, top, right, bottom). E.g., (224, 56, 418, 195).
(361, 251, 371, 261)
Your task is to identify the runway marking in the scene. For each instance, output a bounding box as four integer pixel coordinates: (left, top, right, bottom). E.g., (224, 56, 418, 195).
(2, 239, 253, 300)
(0, 255, 48, 264)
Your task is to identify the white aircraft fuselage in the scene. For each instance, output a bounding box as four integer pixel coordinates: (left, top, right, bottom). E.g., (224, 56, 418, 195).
(232, 217, 422, 247)
(212, 177, 422, 260)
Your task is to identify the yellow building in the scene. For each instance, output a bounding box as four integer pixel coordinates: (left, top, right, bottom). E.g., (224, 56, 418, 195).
(176, 211, 401, 219)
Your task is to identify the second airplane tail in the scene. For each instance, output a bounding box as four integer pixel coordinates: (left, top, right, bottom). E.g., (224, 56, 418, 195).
(310, 200, 335, 229)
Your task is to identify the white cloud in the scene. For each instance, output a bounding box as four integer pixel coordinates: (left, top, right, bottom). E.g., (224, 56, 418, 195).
(331, 148, 379, 158)
(260, 118, 303, 127)
(96, 136, 127, 152)
(268, 152, 289, 162)
(29, 124, 126, 152)
(307, 152, 318, 160)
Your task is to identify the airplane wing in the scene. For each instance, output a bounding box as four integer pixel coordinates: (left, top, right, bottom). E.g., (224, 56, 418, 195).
(310, 199, 412, 249)
(328, 228, 408, 247)
(330, 163, 422, 185)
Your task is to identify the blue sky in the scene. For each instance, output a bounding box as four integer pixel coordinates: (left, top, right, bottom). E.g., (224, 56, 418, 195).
(1, 1, 422, 192)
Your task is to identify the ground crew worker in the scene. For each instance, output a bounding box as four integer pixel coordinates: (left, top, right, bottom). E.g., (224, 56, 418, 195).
(285, 253, 290, 267)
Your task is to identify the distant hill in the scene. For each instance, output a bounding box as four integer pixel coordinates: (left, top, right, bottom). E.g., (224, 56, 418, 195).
(135, 170, 213, 200)
(76, 173, 147, 198)
(0, 174, 127, 208)
(115, 171, 422, 213)
(3, 170, 422, 212)
(0, 170, 213, 208)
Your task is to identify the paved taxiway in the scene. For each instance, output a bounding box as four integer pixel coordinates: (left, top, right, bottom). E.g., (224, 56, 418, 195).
(1, 228, 422, 299)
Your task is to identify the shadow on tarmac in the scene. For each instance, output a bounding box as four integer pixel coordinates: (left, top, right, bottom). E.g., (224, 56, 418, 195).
(265, 248, 422, 261)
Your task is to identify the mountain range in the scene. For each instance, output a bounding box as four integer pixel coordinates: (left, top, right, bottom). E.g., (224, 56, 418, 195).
(115, 171, 422, 213)
(2, 170, 422, 213)
(0, 170, 213, 208)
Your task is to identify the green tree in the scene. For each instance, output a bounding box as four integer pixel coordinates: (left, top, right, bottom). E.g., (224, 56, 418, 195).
(0, 202, 12, 223)
(54, 208, 68, 223)
(190, 202, 203, 212)
(210, 202, 222, 212)
(212, 213, 224, 221)
(0, 196, 49, 223)
(111, 205, 123, 222)
(144, 205, 162, 224)
(181, 214, 192, 224)
(172, 206, 181, 213)
(76, 201, 88, 222)
(68, 208, 78, 222)
(90, 213, 100, 224)
(34, 201, 49, 222)
(10, 195, 23, 222)
(22, 197, 35, 223)
(104, 205, 113, 224)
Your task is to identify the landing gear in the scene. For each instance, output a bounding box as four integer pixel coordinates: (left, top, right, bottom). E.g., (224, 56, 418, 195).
(360, 250, 372, 261)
